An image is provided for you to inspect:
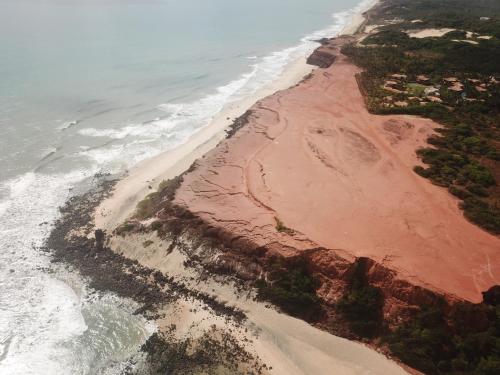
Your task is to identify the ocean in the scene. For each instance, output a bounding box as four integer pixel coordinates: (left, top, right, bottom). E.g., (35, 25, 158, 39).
(0, 0, 367, 373)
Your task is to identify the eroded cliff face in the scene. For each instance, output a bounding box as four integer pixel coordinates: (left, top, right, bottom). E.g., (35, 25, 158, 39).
(139, 199, 455, 332)
(306, 37, 340, 68)
(110, 36, 499, 373)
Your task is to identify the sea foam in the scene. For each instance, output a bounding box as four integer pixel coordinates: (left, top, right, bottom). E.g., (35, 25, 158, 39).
(0, 170, 152, 375)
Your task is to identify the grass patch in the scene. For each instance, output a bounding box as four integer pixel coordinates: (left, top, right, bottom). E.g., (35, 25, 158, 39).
(274, 217, 294, 235)
(133, 176, 184, 220)
(407, 82, 427, 97)
(134, 191, 160, 220)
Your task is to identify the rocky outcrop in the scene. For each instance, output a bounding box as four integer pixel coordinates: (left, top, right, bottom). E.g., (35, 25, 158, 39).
(306, 37, 347, 68)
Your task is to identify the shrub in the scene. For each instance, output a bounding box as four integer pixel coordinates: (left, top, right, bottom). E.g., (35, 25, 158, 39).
(274, 217, 294, 235)
(256, 259, 321, 319)
(337, 258, 384, 338)
(115, 221, 135, 236)
(134, 192, 160, 220)
(150, 220, 163, 232)
(461, 197, 500, 234)
(143, 240, 154, 248)
(386, 299, 500, 375)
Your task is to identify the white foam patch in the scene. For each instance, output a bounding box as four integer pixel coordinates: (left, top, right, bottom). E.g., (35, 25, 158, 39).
(0, 200, 9, 217)
(0, 171, 152, 374)
(0, 171, 89, 374)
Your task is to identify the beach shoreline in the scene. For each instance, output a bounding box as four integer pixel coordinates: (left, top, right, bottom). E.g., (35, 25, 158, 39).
(94, 0, 377, 232)
(94, 56, 315, 231)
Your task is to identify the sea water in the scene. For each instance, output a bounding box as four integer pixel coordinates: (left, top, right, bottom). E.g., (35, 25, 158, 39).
(0, 0, 367, 373)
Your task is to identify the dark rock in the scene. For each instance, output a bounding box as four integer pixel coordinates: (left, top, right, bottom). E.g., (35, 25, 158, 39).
(307, 48, 337, 68)
(483, 285, 500, 305)
(94, 229, 105, 251)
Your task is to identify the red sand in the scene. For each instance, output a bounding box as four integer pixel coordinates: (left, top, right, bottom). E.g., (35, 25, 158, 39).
(174, 42, 500, 303)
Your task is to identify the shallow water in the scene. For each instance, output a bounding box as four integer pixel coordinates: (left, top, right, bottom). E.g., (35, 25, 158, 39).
(0, 0, 367, 373)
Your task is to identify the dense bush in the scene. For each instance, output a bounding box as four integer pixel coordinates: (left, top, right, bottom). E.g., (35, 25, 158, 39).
(256, 258, 321, 319)
(386, 301, 500, 375)
(461, 198, 500, 233)
(133, 176, 184, 220)
(337, 259, 384, 338)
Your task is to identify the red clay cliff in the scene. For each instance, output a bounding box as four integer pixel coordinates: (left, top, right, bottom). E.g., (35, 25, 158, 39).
(172, 38, 500, 304)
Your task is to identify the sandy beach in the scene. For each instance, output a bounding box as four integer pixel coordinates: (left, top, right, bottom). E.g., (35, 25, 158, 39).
(110, 230, 409, 375)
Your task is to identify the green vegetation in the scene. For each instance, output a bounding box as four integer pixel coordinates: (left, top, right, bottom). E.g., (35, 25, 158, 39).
(343, 0, 500, 233)
(274, 216, 294, 235)
(337, 258, 384, 338)
(115, 221, 135, 236)
(134, 191, 161, 220)
(255, 258, 321, 319)
(407, 82, 427, 96)
(133, 176, 183, 220)
(142, 240, 154, 248)
(386, 301, 500, 374)
(328, 1, 500, 372)
(150, 220, 163, 232)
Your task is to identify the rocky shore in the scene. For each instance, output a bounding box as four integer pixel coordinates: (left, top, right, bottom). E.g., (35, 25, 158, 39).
(45, 176, 264, 374)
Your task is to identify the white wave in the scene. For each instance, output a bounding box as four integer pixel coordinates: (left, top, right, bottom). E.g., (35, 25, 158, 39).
(79, 127, 130, 139)
(0, 200, 9, 218)
(0, 171, 151, 375)
(0, 171, 90, 374)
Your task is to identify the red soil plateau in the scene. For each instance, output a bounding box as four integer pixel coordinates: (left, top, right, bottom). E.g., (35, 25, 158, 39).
(174, 39, 500, 303)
